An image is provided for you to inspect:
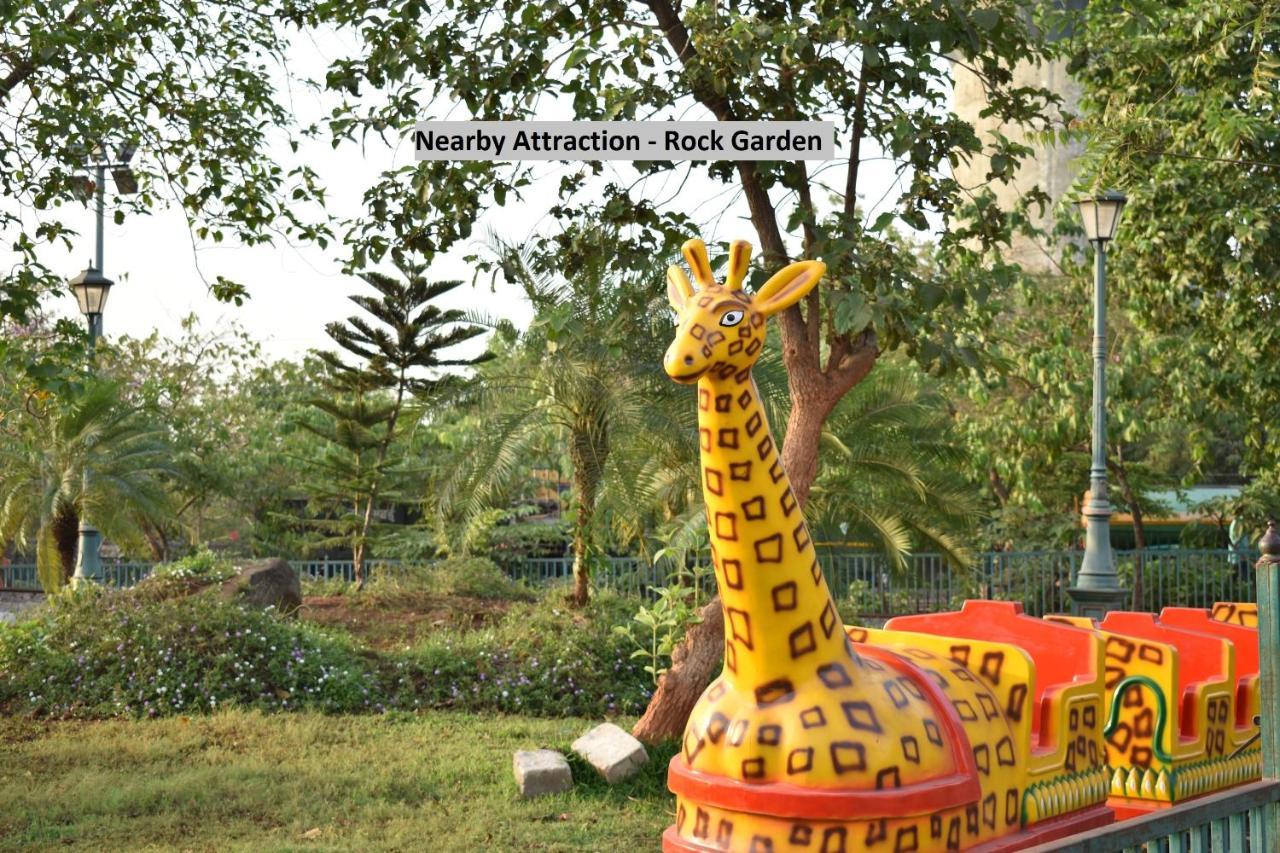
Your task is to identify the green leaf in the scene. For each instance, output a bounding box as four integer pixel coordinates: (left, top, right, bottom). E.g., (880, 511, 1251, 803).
(972, 9, 1000, 31)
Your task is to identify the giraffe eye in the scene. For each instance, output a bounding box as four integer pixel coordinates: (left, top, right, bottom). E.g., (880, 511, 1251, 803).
(720, 310, 744, 327)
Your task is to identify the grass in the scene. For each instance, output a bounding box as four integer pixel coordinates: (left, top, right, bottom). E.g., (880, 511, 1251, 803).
(0, 709, 676, 852)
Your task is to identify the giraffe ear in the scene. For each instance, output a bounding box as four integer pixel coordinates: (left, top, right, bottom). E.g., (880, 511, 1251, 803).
(666, 265, 695, 312)
(752, 259, 826, 317)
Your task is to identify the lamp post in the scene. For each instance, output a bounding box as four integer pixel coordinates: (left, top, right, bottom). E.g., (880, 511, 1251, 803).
(1068, 190, 1129, 619)
(68, 145, 136, 586)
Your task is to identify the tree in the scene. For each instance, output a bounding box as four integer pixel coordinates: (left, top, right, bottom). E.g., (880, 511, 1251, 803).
(0, 380, 171, 589)
(808, 359, 982, 571)
(442, 228, 686, 605)
(306, 261, 489, 585)
(1, 0, 337, 392)
(325, 0, 1063, 505)
(1066, 0, 1280, 536)
(949, 267, 1219, 603)
(105, 316, 266, 557)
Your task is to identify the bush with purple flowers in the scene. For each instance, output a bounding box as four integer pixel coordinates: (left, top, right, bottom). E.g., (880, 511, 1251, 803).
(0, 583, 656, 721)
(0, 585, 377, 718)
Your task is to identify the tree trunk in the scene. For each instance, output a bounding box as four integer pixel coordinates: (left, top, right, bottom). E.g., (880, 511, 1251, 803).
(779, 389, 836, 507)
(570, 492, 594, 607)
(50, 503, 80, 584)
(142, 520, 169, 562)
(1111, 459, 1145, 609)
(353, 538, 366, 589)
(568, 425, 603, 608)
(1131, 501, 1146, 610)
(632, 597, 725, 744)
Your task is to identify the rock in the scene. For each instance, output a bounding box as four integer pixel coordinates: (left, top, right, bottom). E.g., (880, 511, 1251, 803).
(572, 722, 649, 784)
(220, 558, 302, 615)
(0, 611, 14, 625)
(513, 749, 573, 798)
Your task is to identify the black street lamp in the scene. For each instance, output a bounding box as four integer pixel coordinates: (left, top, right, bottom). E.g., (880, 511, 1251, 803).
(69, 144, 136, 587)
(1069, 190, 1129, 619)
(69, 266, 114, 344)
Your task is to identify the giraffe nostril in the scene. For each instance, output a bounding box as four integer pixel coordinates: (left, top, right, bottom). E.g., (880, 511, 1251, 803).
(683, 355, 694, 366)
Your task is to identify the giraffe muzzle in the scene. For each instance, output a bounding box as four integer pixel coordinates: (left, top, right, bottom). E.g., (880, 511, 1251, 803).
(664, 344, 709, 384)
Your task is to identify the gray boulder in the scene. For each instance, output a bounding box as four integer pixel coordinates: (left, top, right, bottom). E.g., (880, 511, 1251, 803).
(220, 558, 302, 615)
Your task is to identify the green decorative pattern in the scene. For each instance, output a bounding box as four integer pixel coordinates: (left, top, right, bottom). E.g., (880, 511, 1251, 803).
(1021, 766, 1111, 827)
(1106, 749, 1263, 804)
(1172, 749, 1263, 802)
(1103, 675, 1174, 764)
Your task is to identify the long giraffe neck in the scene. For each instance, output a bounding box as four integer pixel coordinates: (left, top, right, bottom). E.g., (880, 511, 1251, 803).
(696, 375, 852, 693)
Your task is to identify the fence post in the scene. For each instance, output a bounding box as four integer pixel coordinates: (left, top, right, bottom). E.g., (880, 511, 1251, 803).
(1256, 521, 1280, 843)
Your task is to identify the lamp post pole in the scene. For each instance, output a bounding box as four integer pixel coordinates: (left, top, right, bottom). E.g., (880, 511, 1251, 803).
(70, 166, 107, 587)
(92, 161, 105, 340)
(70, 147, 135, 586)
(1069, 191, 1130, 619)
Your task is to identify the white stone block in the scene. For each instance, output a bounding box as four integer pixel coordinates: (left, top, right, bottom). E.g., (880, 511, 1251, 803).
(571, 723, 649, 784)
(513, 749, 573, 798)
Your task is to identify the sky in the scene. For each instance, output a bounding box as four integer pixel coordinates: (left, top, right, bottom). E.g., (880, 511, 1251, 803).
(15, 28, 906, 364)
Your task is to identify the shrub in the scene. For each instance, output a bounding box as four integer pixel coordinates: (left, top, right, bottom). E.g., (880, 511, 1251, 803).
(0, 586, 378, 718)
(483, 521, 571, 572)
(432, 556, 529, 599)
(382, 589, 652, 717)
(0, 583, 650, 722)
(128, 548, 237, 600)
(614, 560, 714, 685)
(150, 549, 236, 583)
(300, 575, 356, 597)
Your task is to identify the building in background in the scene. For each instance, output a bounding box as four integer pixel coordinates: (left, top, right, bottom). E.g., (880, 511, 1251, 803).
(951, 1, 1086, 273)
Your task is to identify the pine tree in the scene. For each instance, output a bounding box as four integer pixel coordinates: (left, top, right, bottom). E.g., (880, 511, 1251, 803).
(305, 261, 489, 586)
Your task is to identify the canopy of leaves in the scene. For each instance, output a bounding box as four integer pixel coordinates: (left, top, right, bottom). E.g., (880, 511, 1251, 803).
(324, 0, 1063, 386)
(1, 0, 336, 393)
(1067, 0, 1280, 485)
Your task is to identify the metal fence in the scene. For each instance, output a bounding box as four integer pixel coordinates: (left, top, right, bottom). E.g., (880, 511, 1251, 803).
(2, 562, 160, 592)
(0, 558, 395, 591)
(0, 548, 1262, 618)
(513, 547, 1261, 617)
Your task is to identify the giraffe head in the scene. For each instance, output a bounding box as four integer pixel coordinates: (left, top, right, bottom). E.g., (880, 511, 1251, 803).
(663, 238, 825, 384)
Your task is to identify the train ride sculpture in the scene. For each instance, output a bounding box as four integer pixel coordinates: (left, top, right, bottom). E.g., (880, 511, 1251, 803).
(658, 238, 1261, 852)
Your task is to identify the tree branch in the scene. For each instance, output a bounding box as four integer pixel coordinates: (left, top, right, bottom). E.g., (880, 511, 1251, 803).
(643, 0, 787, 264)
(842, 65, 869, 231)
(0, 57, 34, 104)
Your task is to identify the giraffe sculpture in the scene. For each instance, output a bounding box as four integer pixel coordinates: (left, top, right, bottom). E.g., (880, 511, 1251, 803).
(658, 238, 1117, 852)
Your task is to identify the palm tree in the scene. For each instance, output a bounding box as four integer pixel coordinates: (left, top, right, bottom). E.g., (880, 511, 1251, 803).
(0, 380, 172, 590)
(806, 359, 982, 572)
(439, 231, 684, 605)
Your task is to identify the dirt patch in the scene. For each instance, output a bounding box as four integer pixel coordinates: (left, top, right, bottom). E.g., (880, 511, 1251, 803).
(299, 594, 512, 650)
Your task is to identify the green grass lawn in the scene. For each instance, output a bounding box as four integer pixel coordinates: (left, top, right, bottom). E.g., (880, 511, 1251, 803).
(0, 710, 675, 852)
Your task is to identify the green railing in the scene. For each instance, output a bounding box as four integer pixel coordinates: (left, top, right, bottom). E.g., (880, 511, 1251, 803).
(1, 548, 1261, 618)
(514, 548, 1260, 617)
